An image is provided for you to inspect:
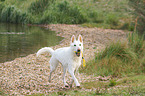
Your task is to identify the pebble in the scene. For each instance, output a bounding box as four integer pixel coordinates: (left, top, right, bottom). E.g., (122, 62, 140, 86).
(0, 24, 127, 95)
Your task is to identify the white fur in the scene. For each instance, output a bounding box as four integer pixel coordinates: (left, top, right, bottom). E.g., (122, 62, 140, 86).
(36, 47, 54, 56)
(36, 35, 83, 87)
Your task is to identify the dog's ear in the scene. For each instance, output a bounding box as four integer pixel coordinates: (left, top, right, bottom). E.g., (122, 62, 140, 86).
(71, 35, 76, 43)
(78, 34, 83, 42)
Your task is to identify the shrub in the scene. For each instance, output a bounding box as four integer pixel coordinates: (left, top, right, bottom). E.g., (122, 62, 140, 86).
(0, 2, 4, 15)
(88, 11, 104, 23)
(120, 22, 134, 31)
(0, 0, 5, 2)
(40, 1, 88, 24)
(105, 13, 119, 26)
(129, 0, 145, 34)
(0, 5, 31, 23)
(28, 0, 53, 14)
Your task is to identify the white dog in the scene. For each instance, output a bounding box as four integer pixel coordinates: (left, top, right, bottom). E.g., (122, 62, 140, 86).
(36, 35, 84, 88)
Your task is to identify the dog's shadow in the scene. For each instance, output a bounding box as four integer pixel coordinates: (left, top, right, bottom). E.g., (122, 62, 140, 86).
(58, 86, 71, 91)
(56, 87, 81, 96)
(57, 85, 82, 92)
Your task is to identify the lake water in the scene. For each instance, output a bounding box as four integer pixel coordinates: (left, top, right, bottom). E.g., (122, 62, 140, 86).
(0, 23, 63, 63)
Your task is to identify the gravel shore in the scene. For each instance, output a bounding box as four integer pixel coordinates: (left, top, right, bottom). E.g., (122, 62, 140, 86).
(0, 24, 127, 95)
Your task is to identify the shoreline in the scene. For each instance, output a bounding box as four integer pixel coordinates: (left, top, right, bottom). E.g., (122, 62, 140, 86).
(0, 24, 127, 95)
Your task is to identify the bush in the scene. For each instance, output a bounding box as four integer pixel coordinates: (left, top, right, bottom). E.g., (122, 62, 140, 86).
(0, 2, 5, 16)
(88, 11, 104, 23)
(105, 13, 119, 26)
(129, 0, 145, 34)
(0, 5, 31, 23)
(1, 0, 133, 27)
(0, 0, 5, 2)
(28, 0, 53, 14)
(40, 1, 88, 24)
(120, 22, 134, 31)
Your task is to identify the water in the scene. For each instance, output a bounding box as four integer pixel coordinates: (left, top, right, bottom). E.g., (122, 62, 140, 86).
(0, 23, 63, 63)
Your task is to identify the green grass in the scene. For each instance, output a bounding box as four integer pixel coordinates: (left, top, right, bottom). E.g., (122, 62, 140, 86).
(0, 1, 144, 95)
(82, 75, 145, 95)
(29, 32, 145, 96)
(0, 88, 7, 96)
(128, 32, 145, 57)
(1, 32, 144, 96)
(0, 5, 31, 24)
(80, 32, 145, 77)
(30, 75, 145, 95)
(39, 1, 88, 24)
(0, 0, 134, 30)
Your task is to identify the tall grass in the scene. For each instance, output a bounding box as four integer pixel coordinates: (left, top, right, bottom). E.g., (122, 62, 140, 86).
(0, 5, 31, 24)
(28, 0, 53, 15)
(97, 41, 138, 62)
(81, 0, 134, 30)
(80, 32, 145, 77)
(40, 1, 88, 24)
(128, 32, 145, 57)
(129, 0, 145, 34)
(0, 0, 134, 30)
(0, 2, 4, 15)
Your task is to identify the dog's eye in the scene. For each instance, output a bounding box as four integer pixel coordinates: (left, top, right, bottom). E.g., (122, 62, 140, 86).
(74, 44, 76, 46)
(79, 44, 81, 46)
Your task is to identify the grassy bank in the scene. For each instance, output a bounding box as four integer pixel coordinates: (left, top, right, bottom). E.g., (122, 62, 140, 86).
(0, 0, 134, 30)
(46, 32, 145, 96)
(80, 32, 145, 77)
(81, 33, 145, 77)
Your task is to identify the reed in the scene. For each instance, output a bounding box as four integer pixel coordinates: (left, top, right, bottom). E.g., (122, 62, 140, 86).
(0, 5, 31, 23)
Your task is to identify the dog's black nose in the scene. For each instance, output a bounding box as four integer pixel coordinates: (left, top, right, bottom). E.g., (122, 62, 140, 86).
(77, 49, 80, 52)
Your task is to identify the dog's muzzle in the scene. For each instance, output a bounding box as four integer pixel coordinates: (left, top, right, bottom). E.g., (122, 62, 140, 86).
(75, 49, 81, 57)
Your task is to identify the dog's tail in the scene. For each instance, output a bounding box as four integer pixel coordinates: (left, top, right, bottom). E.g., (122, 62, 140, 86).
(36, 47, 54, 57)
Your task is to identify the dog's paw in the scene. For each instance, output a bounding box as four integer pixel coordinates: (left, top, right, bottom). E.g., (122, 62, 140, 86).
(76, 86, 81, 89)
(65, 85, 69, 88)
(64, 83, 70, 88)
(69, 84, 73, 88)
(48, 79, 51, 83)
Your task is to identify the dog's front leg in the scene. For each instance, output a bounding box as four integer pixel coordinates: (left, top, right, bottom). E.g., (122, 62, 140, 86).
(68, 68, 80, 87)
(69, 70, 76, 88)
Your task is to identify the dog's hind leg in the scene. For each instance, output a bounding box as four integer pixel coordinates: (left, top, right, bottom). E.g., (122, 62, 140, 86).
(48, 57, 59, 82)
(62, 67, 69, 87)
(70, 79, 74, 88)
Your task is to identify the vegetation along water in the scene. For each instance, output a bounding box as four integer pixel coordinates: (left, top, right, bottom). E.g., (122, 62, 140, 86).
(0, 0, 144, 95)
(0, 0, 137, 30)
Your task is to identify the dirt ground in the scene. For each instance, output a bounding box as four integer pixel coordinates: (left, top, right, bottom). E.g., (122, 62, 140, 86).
(0, 24, 127, 95)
